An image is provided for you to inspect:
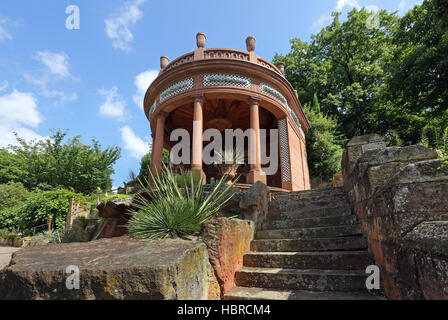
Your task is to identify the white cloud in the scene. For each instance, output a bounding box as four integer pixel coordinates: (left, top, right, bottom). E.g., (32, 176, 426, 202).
(120, 125, 149, 159)
(398, 0, 423, 14)
(99, 86, 128, 121)
(336, 0, 360, 11)
(0, 80, 8, 91)
(105, 0, 146, 51)
(0, 89, 45, 148)
(133, 69, 158, 109)
(312, 0, 383, 31)
(24, 72, 77, 104)
(0, 18, 13, 42)
(35, 50, 71, 78)
(366, 5, 380, 12)
(24, 50, 77, 104)
(312, 14, 333, 31)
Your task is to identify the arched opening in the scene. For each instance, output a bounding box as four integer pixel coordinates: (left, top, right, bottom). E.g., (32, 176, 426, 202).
(162, 98, 282, 188)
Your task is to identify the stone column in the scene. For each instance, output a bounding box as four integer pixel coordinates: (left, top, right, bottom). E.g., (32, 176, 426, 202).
(149, 113, 166, 181)
(192, 96, 206, 183)
(247, 98, 266, 184)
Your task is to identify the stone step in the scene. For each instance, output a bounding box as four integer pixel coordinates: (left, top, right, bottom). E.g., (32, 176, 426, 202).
(243, 251, 373, 270)
(251, 236, 368, 252)
(264, 215, 358, 230)
(273, 187, 346, 200)
(256, 225, 362, 240)
(235, 267, 368, 292)
(269, 198, 349, 212)
(224, 286, 384, 300)
(269, 205, 352, 220)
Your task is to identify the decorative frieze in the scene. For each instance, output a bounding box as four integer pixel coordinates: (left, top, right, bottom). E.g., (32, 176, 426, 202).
(148, 101, 157, 118)
(259, 82, 287, 105)
(288, 106, 302, 130)
(159, 78, 194, 102)
(203, 74, 252, 88)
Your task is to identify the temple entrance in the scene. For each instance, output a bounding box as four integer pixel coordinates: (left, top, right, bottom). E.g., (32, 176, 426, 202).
(164, 98, 282, 188)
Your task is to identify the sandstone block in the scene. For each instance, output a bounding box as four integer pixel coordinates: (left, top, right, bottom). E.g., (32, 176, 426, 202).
(0, 237, 217, 300)
(202, 218, 254, 296)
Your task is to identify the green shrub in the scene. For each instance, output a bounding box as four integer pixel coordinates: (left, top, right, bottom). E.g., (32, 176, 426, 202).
(128, 165, 236, 239)
(174, 170, 202, 189)
(16, 189, 88, 233)
(0, 205, 24, 231)
(304, 103, 344, 181)
(0, 182, 32, 211)
(0, 228, 9, 237)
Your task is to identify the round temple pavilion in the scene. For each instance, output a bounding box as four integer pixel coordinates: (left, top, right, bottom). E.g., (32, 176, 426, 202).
(144, 33, 310, 191)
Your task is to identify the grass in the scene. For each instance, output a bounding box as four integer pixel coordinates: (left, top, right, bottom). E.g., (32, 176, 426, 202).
(127, 165, 237, 239)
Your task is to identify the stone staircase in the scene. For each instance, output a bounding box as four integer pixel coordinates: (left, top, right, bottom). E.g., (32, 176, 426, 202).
(224, 187, 382, 300)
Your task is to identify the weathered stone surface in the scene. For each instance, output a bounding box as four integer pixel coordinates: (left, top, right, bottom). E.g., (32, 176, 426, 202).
(0, 237, 218, 300)
(342, 134, 387, 177)
(346, 134, 385, 147)
(414, 254, 448, 299)
(367, 145, 438, 166)
(403, 221, 448, 257)
(332, 172, 344, 187)
(239, 182, 269, 231)
(202, 218, 254, 296)
(387, 159, 448, 185)
(342, 133, 448, 300)
(97, 197, 133, 218)
(97, 198, 133, 238)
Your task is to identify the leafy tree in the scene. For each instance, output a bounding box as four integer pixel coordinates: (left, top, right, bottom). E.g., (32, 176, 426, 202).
(303, 98, 344, 181)
(15, 189, 88, 233)
(382, 0, 448, 145)
(137, 147, 170, 186)
(4, 129, 121, 194)
(0, 149, 27, 185)
(0, 182, 32, 211)
(274, 8, 399, 140)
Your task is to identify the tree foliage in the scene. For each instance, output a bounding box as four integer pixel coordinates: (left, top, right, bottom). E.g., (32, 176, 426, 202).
(382, 0, 448, 145)
(2, 129, 121, 194)
(275, 0, 447, 178)
(0, 182, 32, 211)
(136, 148, 170, 186)
(304, 98, 344, 181)
(275, 8, 399, 139)
(0, 189, 88, 233)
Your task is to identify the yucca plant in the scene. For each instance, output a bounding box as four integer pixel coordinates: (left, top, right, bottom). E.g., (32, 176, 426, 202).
(128, 165, 237, 239)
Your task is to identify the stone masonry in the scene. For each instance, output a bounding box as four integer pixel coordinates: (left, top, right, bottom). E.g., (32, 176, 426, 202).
(342, 134, 448, 299)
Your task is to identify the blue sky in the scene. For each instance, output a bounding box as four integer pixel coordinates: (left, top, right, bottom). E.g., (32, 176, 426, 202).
(0, 0, 421, 187)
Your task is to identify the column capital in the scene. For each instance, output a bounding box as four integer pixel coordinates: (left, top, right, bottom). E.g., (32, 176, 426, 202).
(193, 95, 205, 104)
(156, 112, 168, 121)
(248, 97, 260, 106)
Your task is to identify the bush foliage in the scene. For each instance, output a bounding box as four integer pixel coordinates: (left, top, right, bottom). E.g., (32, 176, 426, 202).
(2, 129, 120, 195)
(128, 166, 236, 239)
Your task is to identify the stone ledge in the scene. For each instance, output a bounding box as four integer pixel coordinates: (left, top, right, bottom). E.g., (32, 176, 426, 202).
(403, 221, 448, 257)
(0, 236, 218, 300)
(346, 133, 385, 147)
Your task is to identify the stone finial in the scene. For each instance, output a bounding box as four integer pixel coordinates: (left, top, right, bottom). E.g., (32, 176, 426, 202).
(276, 62, 285, 74)
(246, 36, 256, 52)
(160, 56, 169, 70)
(196, 32, 206, 48)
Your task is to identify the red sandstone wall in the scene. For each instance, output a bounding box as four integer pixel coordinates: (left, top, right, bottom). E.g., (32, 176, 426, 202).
(287, 120, 310, 191)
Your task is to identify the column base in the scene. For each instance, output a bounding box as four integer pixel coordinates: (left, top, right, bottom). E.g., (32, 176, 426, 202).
(247, 169, 267, 184)
(191, 167, 206, 185)
(281, 181, 293, 191)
